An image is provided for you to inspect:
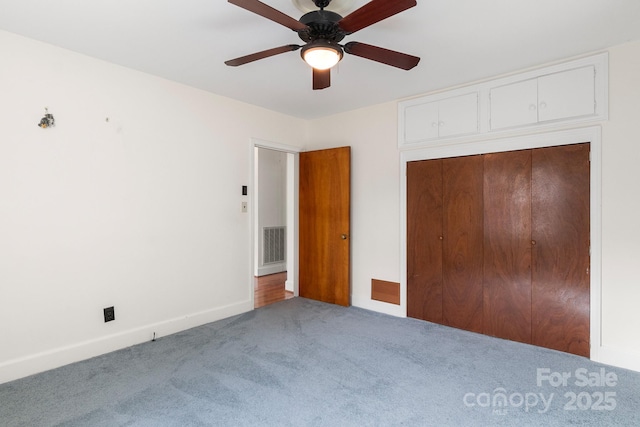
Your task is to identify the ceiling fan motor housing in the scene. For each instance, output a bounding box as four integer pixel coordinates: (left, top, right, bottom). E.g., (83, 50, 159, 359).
(298, 10, 345, 43)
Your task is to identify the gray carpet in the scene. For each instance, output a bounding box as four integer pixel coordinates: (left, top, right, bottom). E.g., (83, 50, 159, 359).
(1, 297, 639, 426)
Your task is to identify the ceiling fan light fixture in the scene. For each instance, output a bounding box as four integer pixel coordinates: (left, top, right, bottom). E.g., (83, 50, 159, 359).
(301, 41, 343, 70)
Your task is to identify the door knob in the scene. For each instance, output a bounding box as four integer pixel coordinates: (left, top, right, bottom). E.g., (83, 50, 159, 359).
(341, 234, 348, 240)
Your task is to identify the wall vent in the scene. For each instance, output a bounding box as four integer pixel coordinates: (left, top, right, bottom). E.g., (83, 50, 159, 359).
(263, 226, 286, 265)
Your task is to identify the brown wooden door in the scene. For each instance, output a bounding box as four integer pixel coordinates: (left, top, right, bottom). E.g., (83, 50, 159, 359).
(442, 156, 484, 333)
(531, 143, 590, 357)
(407, 159, 443, 322)
(483, 150, 533, 343)
(299, 147, 351, 306)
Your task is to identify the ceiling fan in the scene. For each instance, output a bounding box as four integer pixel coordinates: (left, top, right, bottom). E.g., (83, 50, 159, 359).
(225, 0, 420, 90)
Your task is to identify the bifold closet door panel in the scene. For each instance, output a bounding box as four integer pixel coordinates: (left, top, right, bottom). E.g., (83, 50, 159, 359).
(483, 150, 533, 344)
(442, 156, 484, 333)
(407, 160, 443, 322)
(531, 143, 590, 357)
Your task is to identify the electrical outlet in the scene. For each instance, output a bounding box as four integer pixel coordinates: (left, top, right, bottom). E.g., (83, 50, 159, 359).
(241, 201, 248, 213)
(104, 306, 115, 323)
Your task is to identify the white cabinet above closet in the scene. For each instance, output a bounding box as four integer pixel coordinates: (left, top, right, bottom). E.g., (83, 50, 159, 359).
(398, 53, 607, 148)
(403, 92, 478, 143)
(490, 65, 596, 130)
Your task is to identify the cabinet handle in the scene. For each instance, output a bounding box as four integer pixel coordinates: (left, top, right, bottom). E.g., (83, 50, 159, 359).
(438, 121, 444, 127)
(539, 101, 547, 109)
(431, 122, 438, 127)
(529, 104, 537, 111)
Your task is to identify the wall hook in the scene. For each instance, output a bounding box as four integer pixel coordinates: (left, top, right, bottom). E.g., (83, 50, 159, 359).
(38, 107, 55, 128)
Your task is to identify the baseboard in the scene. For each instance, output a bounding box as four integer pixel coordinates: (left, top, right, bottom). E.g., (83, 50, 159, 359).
(352, 295, 406, 317)
(285, 279, 294, 293)
(0, 300, 253, 384)
(257, 264, 286, 277)
(351, 297, 640, 374)
(594, 345, 640, 373)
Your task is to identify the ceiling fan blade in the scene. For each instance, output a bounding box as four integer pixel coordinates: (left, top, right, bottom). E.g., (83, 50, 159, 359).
(338, 0, 417, 34)
(228, 0, 309, 32)
(225, 44, 300, 66)
(313, 68, 331, 90)
(344, 42, 420, 70)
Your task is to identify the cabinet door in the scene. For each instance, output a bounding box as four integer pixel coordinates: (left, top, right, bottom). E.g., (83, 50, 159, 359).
(438, 92, 479, 138)
(407, 160, 443, 322)
(490, 78, 538, 130)
(483, 150, 532, 344)
(531, 143, 590, 357)
(442, 156, 484, 333)
(403, 101, 439, 143)
(538, 66, 595, 122)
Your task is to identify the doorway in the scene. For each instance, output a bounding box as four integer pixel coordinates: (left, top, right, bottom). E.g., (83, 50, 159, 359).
(250, 142, 352, 309)
(251, 139, 301, 309)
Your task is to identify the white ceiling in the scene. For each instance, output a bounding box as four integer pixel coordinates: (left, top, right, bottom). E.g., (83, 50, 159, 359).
(1, 0, 639, 119)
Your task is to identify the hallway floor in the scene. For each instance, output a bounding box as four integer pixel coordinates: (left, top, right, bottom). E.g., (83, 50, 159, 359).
(254, 272, 293, 308)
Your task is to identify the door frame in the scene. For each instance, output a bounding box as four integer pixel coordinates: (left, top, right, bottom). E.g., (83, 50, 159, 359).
(400, 126, 602, 362)
(250, 138, 301, 308)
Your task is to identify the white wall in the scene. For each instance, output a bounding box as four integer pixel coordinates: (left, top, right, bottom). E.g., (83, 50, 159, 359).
(306, 103, 403, 316)
(0, 30, 306, 383)
(307, 41, 640, 372)
(599, 41, 640, 368)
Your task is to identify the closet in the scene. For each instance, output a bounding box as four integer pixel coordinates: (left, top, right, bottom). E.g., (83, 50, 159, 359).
(407, 143, 590, 357)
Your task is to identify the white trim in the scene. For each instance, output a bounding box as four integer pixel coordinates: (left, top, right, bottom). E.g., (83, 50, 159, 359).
(0, 299, 252, 384)
(253, 139, 303, 154)
(597, 346, 640, 373)
(352, 295, 406, 317)
(257, 263, 287, 277)
(399, 126, 603, 363)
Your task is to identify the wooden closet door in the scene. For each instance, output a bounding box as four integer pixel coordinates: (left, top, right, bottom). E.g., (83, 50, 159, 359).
(442, 156, 484, 333)
(407, 160, 443, 322)
(532, 143, 590, 357)
(483, 150, 532, 343)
